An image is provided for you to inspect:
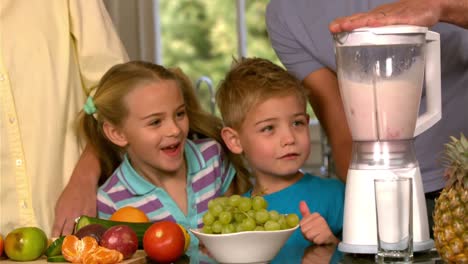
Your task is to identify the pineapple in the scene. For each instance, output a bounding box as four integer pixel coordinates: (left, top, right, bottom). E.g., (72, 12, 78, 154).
(433, 134, 468, 264)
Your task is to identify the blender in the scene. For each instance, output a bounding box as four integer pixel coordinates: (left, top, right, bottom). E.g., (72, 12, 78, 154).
(334, 26, 441, 254)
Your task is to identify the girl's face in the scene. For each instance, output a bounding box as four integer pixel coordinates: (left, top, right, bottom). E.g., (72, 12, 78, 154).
(237, 94, 310, 180)
(113, 80, 189, 177)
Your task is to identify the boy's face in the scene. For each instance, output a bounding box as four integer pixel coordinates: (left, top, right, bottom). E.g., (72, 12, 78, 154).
(225, 94, 311, 180)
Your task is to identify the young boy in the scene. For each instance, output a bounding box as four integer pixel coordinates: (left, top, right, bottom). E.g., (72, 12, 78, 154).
(216, 57, 345, 248)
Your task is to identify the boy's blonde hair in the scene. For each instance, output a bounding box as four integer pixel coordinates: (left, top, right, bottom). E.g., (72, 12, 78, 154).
(78, 61, 251, 193)
(216, 57, 308, 130)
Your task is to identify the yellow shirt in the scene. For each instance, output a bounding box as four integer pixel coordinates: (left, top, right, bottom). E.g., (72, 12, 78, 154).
(0, 0, 128, 235)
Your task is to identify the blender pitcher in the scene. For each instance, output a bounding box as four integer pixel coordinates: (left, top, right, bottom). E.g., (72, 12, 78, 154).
(335, 25, 441, 141)
(334, 26, 441, 254)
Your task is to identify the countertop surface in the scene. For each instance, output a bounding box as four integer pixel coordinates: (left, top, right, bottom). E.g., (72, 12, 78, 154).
(0, 247, 443, 264)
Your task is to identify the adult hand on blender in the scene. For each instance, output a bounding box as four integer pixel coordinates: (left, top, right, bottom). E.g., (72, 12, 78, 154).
(329, 0, 468, 33)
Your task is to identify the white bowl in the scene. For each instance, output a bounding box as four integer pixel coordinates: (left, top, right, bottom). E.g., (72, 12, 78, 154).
(190, 225, 299, 264)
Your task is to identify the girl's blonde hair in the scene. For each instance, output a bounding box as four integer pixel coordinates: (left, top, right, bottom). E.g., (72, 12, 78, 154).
(78, 61, 251, 193)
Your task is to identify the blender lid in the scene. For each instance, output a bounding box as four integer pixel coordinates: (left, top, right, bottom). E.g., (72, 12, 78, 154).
(351, 25, 428, 35)
(333, 25, 428, 46)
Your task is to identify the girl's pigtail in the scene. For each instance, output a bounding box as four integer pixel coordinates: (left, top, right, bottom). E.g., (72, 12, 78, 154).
(77, 98, 122, 185)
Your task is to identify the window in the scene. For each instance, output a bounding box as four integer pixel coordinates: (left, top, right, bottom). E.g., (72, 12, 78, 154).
(159, 0, 281, 115)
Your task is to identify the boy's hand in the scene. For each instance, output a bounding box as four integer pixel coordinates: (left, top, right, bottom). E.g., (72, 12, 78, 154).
(299, 201, 340, 245)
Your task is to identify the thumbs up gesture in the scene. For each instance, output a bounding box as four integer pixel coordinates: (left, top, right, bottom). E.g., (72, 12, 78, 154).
(299, 201, 340, 245)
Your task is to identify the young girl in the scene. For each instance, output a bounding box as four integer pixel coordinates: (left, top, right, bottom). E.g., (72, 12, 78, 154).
(77, 61, 251, 247)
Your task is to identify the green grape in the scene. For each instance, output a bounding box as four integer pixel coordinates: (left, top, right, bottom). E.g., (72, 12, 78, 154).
(234, 212, 246, 223)
(207, 199, 219, 211)
(255, 209, 269, 224)
(247, 210, 256, 219)
(228, 194, 242, 207)
(216, 197, 229, 206)
(223, 204, 233, 212)
(202, 225, 213, 234)
(203, 212, 215, 225)
(212, 220, 223, 234)
(269, 210, 280, 221)
(238, 197, 252, 212)
(252, 196, 268, 210)
(264, 220, 281, 231)
(286, 213, 300, 228)
(211, 197, 222, 207)
(235, 223, 244, 233)
(278, 215, 289, 230)
(208, 204, 223, 217)
(218, 211, 233, 224)
(254, 226, 265, 231)
(222, 223, 235, 234)
(241, 218, 256, 231)
(202, 194, 301, 234)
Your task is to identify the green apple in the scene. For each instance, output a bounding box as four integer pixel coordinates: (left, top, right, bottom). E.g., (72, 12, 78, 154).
(5, 227, 48, 261)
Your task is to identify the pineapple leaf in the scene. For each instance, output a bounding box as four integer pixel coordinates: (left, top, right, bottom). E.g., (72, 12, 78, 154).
(460, 133, 468, 147)
(442, 133, 467, 188)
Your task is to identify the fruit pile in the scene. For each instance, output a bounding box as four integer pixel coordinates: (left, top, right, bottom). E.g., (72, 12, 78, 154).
(0, 206, 189, 264)
(201, 195, 300, 234)
(59, 224, 136, 264)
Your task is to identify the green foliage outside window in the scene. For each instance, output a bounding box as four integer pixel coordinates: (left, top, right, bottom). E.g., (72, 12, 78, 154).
(160, 0, 315, 119)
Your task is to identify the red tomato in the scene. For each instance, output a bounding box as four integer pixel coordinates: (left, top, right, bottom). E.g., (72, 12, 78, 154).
(143, 221, 185, 263)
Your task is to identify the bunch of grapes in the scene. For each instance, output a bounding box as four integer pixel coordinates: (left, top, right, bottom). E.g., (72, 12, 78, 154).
(201, 195, 300, 234)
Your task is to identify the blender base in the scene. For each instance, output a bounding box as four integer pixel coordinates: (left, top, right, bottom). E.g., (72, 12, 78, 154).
(338, 239, 434, 254)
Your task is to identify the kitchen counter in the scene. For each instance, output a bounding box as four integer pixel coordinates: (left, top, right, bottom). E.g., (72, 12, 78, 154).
(0, 246, 442, 264)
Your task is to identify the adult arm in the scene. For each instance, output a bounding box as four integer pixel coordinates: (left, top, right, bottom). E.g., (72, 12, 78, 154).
(52, 145, 100, 236)
(52, 0, 128, 237)
(266, 2, 351, 181)
(329, 0, 468, 33)
(303, 69, 352, 182)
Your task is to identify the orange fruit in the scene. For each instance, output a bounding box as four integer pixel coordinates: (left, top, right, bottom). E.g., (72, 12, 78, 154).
(177, 224, 191, 252)
(110, 206, 150, 223)
(0, 234, 3, 257)
(62, 235, 99, 263)
(82, 246, 123, 264)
